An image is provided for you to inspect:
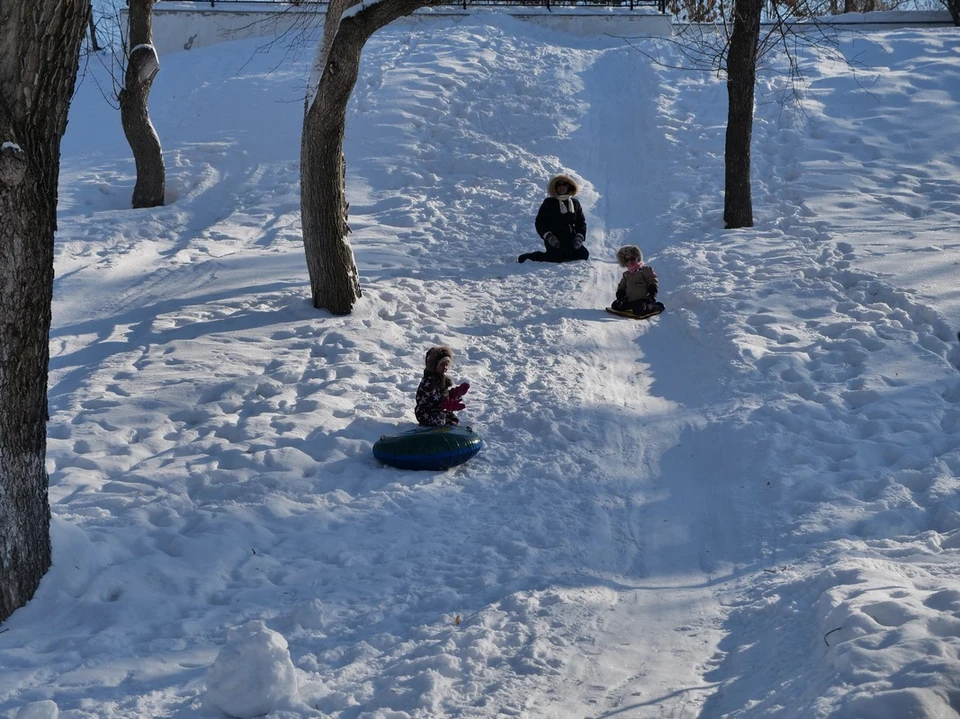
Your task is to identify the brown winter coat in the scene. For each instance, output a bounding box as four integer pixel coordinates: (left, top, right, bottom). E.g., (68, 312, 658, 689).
(616, 265, 659, 303)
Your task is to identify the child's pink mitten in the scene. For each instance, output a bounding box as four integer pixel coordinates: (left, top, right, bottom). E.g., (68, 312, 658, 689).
(449, 382, 470, 400)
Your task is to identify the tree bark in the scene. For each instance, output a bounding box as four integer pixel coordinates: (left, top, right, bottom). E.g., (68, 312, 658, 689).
(300, 0, 437, 315)
(87, 0, 102, 52)
(723, 0, 762, 229)
(119, 0, 164, 209)
(0, 0, 89, 623)
(300, 19, 363, 315)
(947, 0, 960, 26)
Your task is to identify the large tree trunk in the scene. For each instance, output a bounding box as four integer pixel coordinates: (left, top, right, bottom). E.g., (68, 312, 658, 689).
(300, 19, 364, 315)
(947, 0, 960, 26)
(120, 0, 164, 209)
(300, 0, 437, 315)
(0, 0, 89, 623)
(723, 0, 762, 229)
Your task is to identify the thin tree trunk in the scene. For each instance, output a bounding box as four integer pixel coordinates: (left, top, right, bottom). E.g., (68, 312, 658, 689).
(87, 0, 102, 52)
(300, 0, 438, 314)
(0, 0, 89, 623)
(723, 0, 761, 229)
(120, 0, 164, 209)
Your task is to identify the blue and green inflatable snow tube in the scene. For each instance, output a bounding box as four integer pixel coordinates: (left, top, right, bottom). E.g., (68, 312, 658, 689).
(373, 425, 484, 470)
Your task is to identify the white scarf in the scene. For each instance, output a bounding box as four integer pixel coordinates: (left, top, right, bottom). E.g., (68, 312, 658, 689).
(556, 195, 575, 214)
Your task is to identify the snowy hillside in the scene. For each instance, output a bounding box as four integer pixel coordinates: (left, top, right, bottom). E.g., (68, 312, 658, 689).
(2, 10, 960, 719)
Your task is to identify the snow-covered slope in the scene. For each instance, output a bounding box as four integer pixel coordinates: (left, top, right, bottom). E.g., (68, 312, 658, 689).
(1, 12, 960, 719)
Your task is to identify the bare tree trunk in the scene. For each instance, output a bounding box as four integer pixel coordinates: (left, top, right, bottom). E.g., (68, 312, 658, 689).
(301, 20, 364, 315)
(87, 0, 102, 52)
(946, 0, 960, 25)
(723, 0, 762, 229)
(120, 0, 164, 209)
(301, 0, 437, 315)
(0, 0, 89, 623)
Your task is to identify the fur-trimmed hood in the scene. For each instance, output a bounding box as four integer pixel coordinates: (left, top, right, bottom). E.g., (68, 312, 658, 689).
(616, 245, 643, 267)
(424, 345, 454, 378)
(546, 174, 580, 198)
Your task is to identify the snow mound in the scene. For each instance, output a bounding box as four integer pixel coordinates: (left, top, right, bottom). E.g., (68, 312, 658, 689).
(205, 620, 298, 718)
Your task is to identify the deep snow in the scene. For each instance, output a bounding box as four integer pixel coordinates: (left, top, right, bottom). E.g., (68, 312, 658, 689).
(2, 8, 960, 719)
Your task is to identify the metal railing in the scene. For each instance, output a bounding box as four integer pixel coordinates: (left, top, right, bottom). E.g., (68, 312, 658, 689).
(166, 0, 667, 13)
(448, 0, 666, 10)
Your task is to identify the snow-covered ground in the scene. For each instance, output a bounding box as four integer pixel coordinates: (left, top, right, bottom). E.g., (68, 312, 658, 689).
(2, 10, 960, 719)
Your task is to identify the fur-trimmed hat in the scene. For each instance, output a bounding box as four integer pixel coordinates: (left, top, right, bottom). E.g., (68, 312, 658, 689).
(424, 345, 454, 375)
(547, 174, 579, 198)
(616, 245, 643, 267)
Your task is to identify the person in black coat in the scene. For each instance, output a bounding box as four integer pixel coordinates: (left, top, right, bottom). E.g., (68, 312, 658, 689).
(518, 174, 590, 263)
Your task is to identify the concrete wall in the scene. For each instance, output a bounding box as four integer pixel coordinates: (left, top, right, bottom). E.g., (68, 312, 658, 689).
(515, 10, 672, 36)
(148, 2, 673, 55)
(145, 3, 951, 56)
(152, 3, 320, 54)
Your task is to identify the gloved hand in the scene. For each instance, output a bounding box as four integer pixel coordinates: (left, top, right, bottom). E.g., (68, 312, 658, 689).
(572, 234, 584, 249)
(544, 232, 560, 248)
(441, 397, 466, 411)
(449, 382, 470, 400)
(648, 286, 658, 301)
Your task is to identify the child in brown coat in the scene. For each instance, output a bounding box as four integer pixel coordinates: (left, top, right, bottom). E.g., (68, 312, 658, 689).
(610, 245, 664, 317)
(415, 345, 470, 427)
